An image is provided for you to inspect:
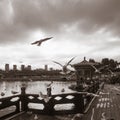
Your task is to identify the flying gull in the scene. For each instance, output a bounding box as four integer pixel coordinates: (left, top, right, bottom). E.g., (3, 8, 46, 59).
(31, 37, 53, 46)
(53, 57, 75, 74)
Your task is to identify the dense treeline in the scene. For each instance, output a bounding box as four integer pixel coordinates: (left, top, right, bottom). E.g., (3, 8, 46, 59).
(0, 57, 120, 79)
(0, 69, 61, 78)
(89, 58, 119, 71)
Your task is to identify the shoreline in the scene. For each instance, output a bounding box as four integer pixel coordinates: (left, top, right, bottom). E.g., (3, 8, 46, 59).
(0, 78, 76, 82)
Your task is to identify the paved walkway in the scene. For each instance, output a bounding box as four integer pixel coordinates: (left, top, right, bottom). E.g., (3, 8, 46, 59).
(10, 113, 74, 120)
(82, 84, 120, 120)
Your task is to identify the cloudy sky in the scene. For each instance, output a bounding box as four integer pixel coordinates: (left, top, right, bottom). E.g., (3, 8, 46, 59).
(0, 0, 120, 70)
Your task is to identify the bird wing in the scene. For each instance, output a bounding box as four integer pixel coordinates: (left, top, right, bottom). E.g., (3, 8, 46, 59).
(37, 41, 42, 46)
(31, 40, 39, 45)
(90, 65, 96, 70)
(41, 37, 53, 42)
(53, 61, 63, 67)
(39, 92, 50, 103)
(90, 65, 102, 73)
(66, 57, 75, 66)
(98, 65, 109, 71)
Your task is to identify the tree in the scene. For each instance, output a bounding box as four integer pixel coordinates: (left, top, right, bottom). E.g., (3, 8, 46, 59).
(109, 59, 117, 69)
(101, 58, 109, 65)
(89, 59, 95, 63)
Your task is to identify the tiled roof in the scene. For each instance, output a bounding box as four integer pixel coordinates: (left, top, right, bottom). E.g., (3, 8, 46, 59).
(73, 57, 97, 66)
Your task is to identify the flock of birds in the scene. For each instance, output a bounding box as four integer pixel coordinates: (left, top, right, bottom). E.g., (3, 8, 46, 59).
(31, 36, 115, 78)
(1, 37, 115, 120)
(31, 36, 115, 76)
(0, 89, 19, 97)
(0, 84, 21, 97)
(31, 36, 76, 76)
(1, 37, 53, 97)
(31, 36, 100, 102)
(30, 36, 115, 76)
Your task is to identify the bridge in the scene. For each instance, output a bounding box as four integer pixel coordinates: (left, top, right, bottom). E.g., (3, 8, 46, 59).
(0, 82, 100, 120)
(4, 83, 119, 120)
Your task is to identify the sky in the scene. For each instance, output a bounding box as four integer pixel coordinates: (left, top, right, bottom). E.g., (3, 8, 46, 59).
(0, 0, 120, 70)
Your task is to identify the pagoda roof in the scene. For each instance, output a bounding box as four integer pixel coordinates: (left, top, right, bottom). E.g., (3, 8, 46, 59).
(73, 57, 98, 67)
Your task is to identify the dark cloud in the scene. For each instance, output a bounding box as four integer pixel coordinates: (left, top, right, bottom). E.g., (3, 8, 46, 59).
(1, 0, 120, 44)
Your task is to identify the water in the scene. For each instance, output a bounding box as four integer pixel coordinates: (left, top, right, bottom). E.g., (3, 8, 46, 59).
(0, 81, 76, 98)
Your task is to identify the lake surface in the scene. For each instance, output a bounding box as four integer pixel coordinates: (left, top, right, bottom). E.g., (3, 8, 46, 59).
(0, 81, 76, 98)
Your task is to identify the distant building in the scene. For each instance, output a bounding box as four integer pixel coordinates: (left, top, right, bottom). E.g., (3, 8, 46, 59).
(27, 65, 31, 70)
(21, 65, 25, 71)
(50, 67, 53, 71)
(45, 65, 48, 71)
(13, 65, 17, 71)
(5, 64, 9, 72)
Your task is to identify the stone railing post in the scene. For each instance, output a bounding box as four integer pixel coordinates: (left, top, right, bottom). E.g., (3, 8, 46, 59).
(44, 87, 54, 115)
(74, 94, 84, 113)
(44, 98, 54, 115)
(21, 86, 28, 111)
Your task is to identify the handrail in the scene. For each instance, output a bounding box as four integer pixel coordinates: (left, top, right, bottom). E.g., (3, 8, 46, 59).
(0, 95, 21, 120)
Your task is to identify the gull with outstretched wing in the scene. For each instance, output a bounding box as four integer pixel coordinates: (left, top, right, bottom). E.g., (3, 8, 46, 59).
(31, 37, 53, 46)
(53, 61, 63, 67)
(66, 57, 76, 66)
(53, 57, 75, 75)
(90, 64, 101, 73)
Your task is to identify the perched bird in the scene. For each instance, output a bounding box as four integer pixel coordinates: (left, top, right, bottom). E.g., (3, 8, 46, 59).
(1, 88, 6, 96)
(46, 81, 53, 88)
(53, 57, 75, 75)
(1, 92, 5, 96)
(61, 88, 65, 92)
(39, 92, 51, 103)
(34, 114, 38, 120)
(31, 37, 53, 46)
(11, 90, 19, 94)
(71, 113, 83, 120)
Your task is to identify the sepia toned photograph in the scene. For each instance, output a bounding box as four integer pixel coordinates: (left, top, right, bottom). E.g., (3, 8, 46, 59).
(0, 0, 120, 120)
